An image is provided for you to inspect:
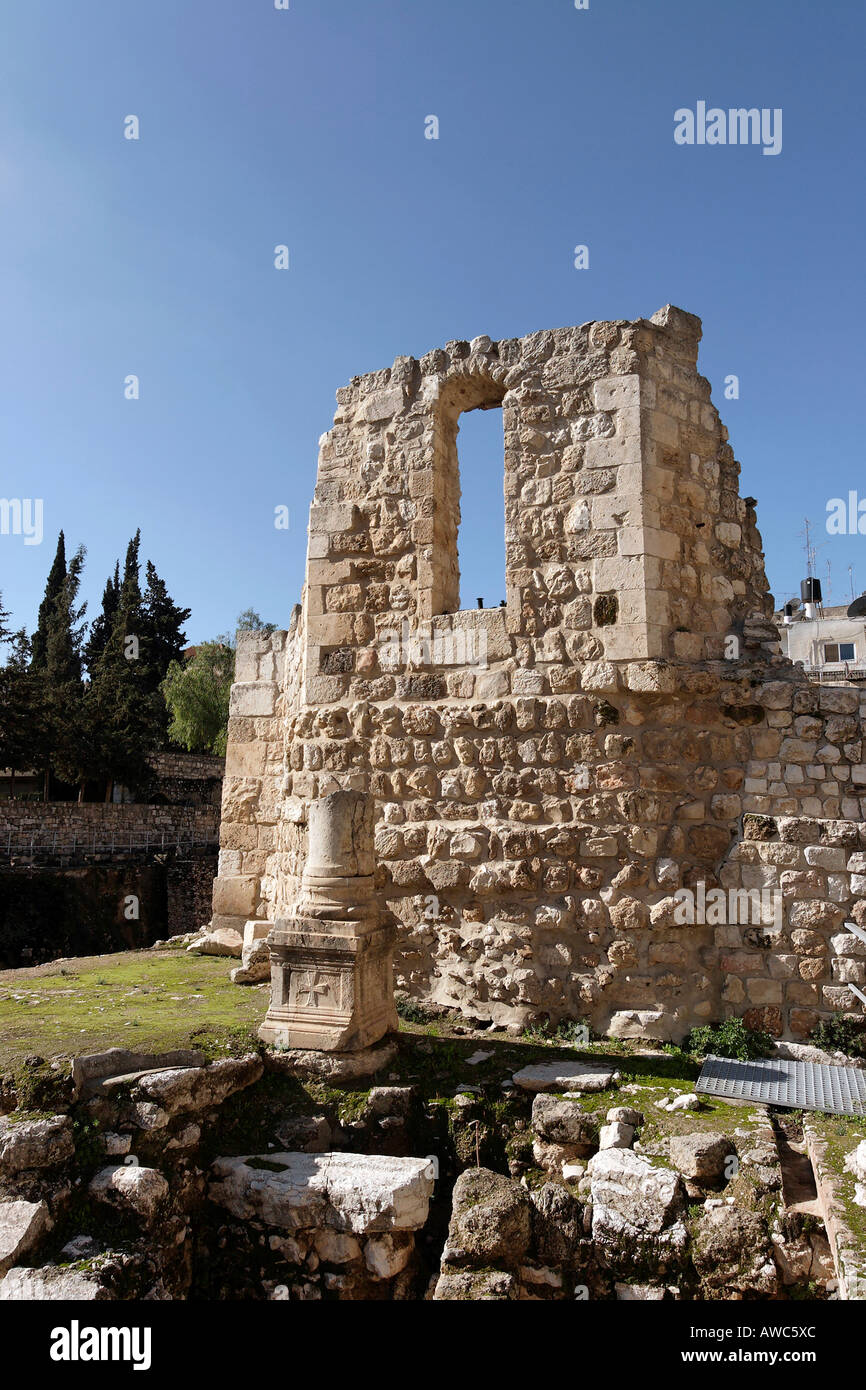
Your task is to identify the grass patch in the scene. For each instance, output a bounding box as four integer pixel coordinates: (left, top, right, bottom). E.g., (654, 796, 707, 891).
(809, 1114, 866, 1246)
(0, 950, 264, 1073)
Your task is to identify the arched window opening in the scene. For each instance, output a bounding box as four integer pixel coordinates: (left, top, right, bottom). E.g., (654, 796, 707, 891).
(454, 404, 507, 612)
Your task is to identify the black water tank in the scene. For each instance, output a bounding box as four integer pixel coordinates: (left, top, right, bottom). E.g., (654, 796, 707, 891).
(801, 577, 822, 604)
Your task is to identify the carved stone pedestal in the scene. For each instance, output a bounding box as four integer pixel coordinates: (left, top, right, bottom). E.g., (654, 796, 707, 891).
(258, 916, 398, 1052)
(259, 789, 398, 1052)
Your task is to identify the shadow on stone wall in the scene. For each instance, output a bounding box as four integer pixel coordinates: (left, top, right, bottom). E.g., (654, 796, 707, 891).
(0, 848, 217, 969)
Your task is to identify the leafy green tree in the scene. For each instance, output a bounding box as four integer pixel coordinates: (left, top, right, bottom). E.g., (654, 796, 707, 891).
(162, 640, 235, 756)
(160, 609, 273, 757)
(236, 608, 275, 635)
(4, 626, 31, 670)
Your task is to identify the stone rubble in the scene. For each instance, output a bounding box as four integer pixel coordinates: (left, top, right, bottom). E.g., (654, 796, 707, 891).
(0, 1199, 52, 1276)
(0, 1115, 75, 1175)
(0, 1032, 858, 1301)
(512, 1060, 618, 1093)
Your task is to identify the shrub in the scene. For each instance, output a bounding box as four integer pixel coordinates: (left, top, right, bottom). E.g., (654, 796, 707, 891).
(394, 994, 441, 1026)
(521, 1017, 591, 1047)
(684, 1017, 775, 1061)
(809, 1013, 866, 1060)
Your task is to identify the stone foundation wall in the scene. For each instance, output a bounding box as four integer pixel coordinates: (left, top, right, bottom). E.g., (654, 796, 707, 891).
(211, 305, 866, 1043)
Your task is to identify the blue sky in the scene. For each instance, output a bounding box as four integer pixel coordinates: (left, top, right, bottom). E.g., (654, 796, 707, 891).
(1, 0, 864, 644)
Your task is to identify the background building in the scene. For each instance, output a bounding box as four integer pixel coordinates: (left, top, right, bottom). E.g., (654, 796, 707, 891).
(777, 603, 866, 682)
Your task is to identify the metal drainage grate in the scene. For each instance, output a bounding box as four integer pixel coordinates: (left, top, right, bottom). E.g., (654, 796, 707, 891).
(696, 1054, 866, 1118)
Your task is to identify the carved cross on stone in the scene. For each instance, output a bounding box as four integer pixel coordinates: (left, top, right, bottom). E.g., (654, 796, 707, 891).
(299, 970, 333, 1009)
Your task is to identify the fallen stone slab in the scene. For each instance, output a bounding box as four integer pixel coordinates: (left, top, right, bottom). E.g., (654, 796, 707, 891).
(608, 1010, 678, 1042)
(0, 1115, 74, 1176)
(692, 1205, 778, 1297)
(465, 1051, 493, 1066)
(0, 1200, 52, 1276)
(599, 1120, 634, 1150)
(607, 1106, 643, 1126)
(512, 1060, 618, 1093)
(365, 1087, 415, 1119)
(209, 1151, 435, 1234)
(231, 920, 271, 984)
(364, 1233, 413, 1280)
(661, 1092, 702, 1112)
(230, 958, 270, 985)
(72, 1047, 207, 1098)
(774, 1041, 866, 1070)
(274, 1114, 332, 1154)
(615, 1283, 667, 1300)
(130, 1054, 262, 1117)
(530, 1182, 585, 1266)
(0, 1266, 111, 1301)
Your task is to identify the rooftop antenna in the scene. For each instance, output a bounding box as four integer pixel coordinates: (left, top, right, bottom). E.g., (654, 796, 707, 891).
(849, 565, 855, 603)
(825, 559, 832, 603)
(803, 517, 816, 579)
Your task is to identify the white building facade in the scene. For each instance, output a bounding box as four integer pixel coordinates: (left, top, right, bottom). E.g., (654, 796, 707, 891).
(778, 604, 866, 679)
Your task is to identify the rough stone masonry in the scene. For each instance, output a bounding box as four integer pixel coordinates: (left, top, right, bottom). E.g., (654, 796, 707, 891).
(209, 304, 866, 1044)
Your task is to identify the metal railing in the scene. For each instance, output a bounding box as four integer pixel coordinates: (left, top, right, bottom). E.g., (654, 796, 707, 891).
(0, 828, 220, 864)
(802, 663, 866, 683)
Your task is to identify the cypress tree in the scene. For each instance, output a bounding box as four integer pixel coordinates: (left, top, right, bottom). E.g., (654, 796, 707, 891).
(141, 559, 191, 690)
(29, 542, 87, 797)
(0, 623, 51, 794)
(84, 561, 120, 676)
(44, 545, 86, 686)
(30, 531, 67, 669)
(88, 531, 162, 799)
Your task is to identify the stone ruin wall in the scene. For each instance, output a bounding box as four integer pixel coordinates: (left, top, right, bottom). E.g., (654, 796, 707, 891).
(211, 305, 866, 1044)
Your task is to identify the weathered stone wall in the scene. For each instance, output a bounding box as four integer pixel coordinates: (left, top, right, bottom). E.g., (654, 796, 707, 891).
(148, 752, 226, 782)
(139, 752, 225, 807)
(209, 617, 302, 936)
(0, 803, 219, 849)
(211, 305, 866, 1042)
